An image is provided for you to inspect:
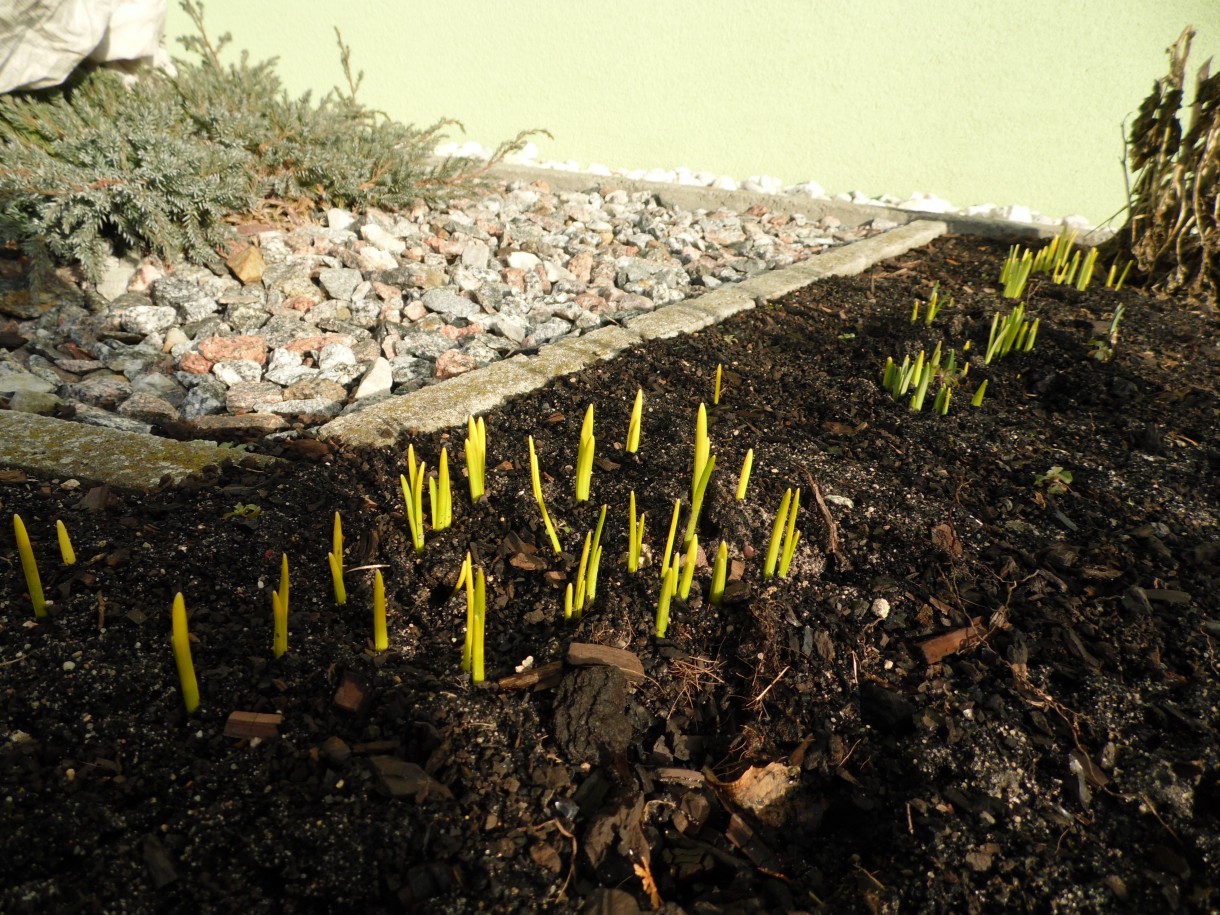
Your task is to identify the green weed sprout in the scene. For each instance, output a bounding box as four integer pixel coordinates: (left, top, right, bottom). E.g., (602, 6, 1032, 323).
(1091, 303, 1126, 361)
(778, 489, 801, 578)
(677, 534, 698, 601)
(272, 552, 289, 659)
(655, 560, 678, 638)
(628, 491, 647, 573)
(713, 364, 723, 405)
(709, 541, 728, 606)
(764, 488, 801, 579)
(56, 520, 76, 565)
(1035, 466, 1073, 495)
(566, 509, 607, 620)
(660, 498, 682, 580)
(13, 514, 45, 618)
(626, 388, 643, 454)
(171, 592, 200, 714)
(400, 445, 427, 556)
(373, 569, 388, 651)
(429, 447, 452, 531)
(528, 436, 562, 554)
(458, 553, 474, 671)
(971, 379, 988, 406)
(328, 512, 347, 605)
(692, 403, 709, 502)
(912, 282, 951, 325)
(465, 416, 487, 503)
(682, 453, 716, 549)
(985, 303, 1038, 364)
(736, 449, 754, 500)
(1106, 261, 1132, 290)
(1000, 246, 1033, 298)
(471, 568, 486, 683)
(575, 404, 595, 502)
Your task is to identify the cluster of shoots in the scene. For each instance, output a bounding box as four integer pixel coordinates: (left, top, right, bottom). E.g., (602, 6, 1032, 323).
(400, 446, 428, 555)
(911, 282, 952, 325)
(465, 416, 486, 503)
(627, 491, 647, 573)
(985, 302, 1039, 364)
(1001, 230, 1127, 298)
(12, 514, 77, 619)
(456, 554, 486, 683)
(764, 489, 801, 579)
(882, 343, 973, 414)
(328, 512, 346, 604)
(575, 405, 595, 502)
(565, 506, 606, 619)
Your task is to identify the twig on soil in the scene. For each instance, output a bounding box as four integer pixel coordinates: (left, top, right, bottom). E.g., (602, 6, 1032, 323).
(749, 665, 790, 711)
(795, 463, 848, 570)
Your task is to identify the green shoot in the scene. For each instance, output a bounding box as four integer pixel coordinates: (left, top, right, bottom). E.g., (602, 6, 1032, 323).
(628, 491, 647, 573)
(171, 592, 200, 714)
(328, 511, 346, 605)
(763, 489, 793, 579)
(971, 379, 988, 407)
(713, 363, 723, 405)
(429, 447, 452, 531)
(575, 404, 595, 502)
(272, 552, 289, 658)
(692, 403, 709, 502)
(528, 436, 562, 554)
(588, 505, 607, 602)
(56, 520, 76, 565)
(682, 453, 716, 549)
(660, 498, 682, 580)
(910, 357, 934, 411)
(400, 446, 427, 555)
(655, 560, 679, 638)
(677, 534, 698, 601)
(12, 514, 45, 618)
(778, 489, 801, 578)
(568, 532, 592, 620)
(736, 449, 754, 500)
(373, 569, 388, 651)
(471, 568, 486, 683)
(1035, 465, 1073, 495)
(1076, 247, 1098, 291)
(932, 384, 952, 415)
(465, 416, 487, 503)
(709, 541, 728, 606)
(1000, 246, 1033, 298)
(914, 282, 950, 325)
(1106, 261, 1132, 291)
(626, 388, 643, 453)
(985, 303, 1037, 364)
(459, 553, 474, 671)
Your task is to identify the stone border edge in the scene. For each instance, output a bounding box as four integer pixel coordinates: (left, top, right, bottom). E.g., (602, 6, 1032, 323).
(318, 220, 948, 448)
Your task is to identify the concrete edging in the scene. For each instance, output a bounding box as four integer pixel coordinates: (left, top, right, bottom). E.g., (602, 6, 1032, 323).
(318, 219, 948, 448)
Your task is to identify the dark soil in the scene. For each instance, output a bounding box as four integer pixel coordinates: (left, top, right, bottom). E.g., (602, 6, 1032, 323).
(2, 235, 1218, 914)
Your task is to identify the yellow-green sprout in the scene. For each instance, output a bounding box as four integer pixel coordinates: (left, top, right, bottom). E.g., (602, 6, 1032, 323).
(677, 534, 698, 601)
(778, 489, 801, 578)
(373, 569, 388, 651)
(328, 512, 347, 605)
(709, 541, 728, 606)
(1077, 247, 1099, 291)
(272, 553, 289, 658)
(626, 388, 643, 454)
(567, 532, 592, 620)
(171, 592, 200, 714)
(660, 498, 682, 580)
(682, 454, 716, 549)
(471, 569, 487, 684)
(429, 447, 452, 531)
(692, 403, 709, 502)
(575, 404, 595, 502)
(56, 520, 76, 565)
(528, 435, 562, 554)
(655, 560, 679, 639)
(401, 445, 427, 555)
(13, 514, 45, 618)
(713, 364, 723, 405)
(763, 489, 793, 579)
(971, 379, 989, 407)
(459, 553, 475, 671)
(628, 491, 646, 573)
(736, 449, 754, 501)
(465, 416, 487, 503)
(587, 505, 607, 603)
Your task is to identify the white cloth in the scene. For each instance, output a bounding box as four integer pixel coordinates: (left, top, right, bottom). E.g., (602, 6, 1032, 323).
(0, 0, 166, 93)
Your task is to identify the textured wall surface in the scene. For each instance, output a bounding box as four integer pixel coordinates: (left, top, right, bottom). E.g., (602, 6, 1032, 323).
(165, 1, 1219, 223)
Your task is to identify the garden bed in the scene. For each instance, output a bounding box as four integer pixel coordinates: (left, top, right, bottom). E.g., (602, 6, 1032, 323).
(1, 234, 1217, 913)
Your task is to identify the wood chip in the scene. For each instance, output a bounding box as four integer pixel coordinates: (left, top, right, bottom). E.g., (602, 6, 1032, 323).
(653, 767, 706, 786)
(567, 642, 646, 683)
(223, 710, 283, 740)
(496, 660, 564, 691)
(0, 469, 29, 484)
(917, 616, 983, 664)
(333, 671, 371, 714)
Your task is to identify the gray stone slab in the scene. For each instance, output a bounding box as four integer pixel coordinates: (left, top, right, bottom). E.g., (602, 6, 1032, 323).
(0, 411, 274, 492)
(625, 302, 718, 341)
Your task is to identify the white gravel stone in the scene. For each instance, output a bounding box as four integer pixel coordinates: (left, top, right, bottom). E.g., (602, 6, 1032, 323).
(353, 357, 393, 400)
(211, 359, 263, 386)
(361, 223, 407, 255)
